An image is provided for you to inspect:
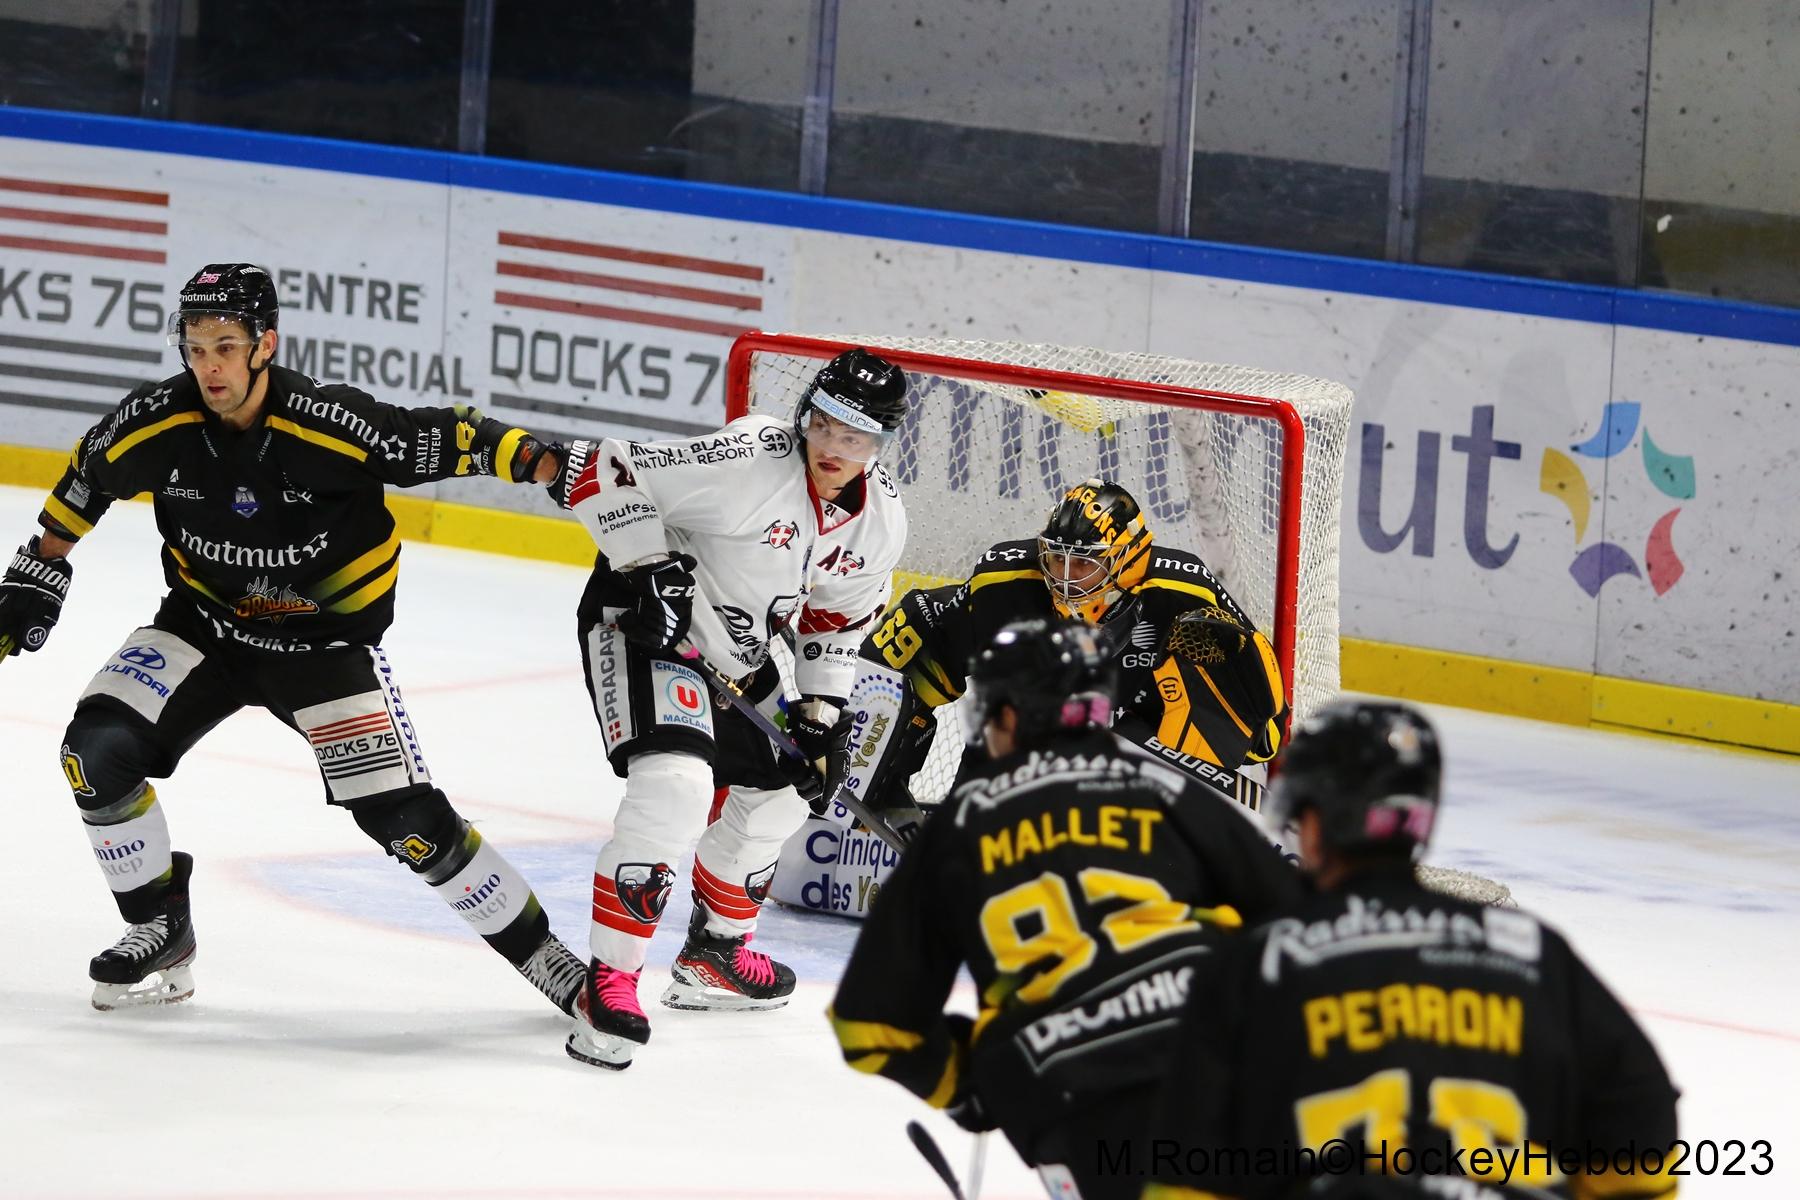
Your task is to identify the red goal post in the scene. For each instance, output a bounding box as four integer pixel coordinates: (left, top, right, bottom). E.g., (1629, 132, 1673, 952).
(725, 330, 1355, 735)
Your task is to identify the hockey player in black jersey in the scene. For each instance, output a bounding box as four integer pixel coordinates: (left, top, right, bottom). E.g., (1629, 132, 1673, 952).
(828, 477, 1288, 837)
(1145, 701, 1681, 1200)
(0, 263, 590, 1021)
(829, 619, 1301, 1200)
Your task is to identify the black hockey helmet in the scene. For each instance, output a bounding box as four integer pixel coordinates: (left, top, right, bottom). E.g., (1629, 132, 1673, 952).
(1038, 479, 1155, 622)
(167, 264, 279, 369)
(1264, 700, 1442, 858)
(793, 347, 909, 462)
(968, 618, 1117, 750)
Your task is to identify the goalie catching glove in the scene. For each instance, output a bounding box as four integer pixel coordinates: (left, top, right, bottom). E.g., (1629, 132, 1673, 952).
(613, 553, 698, 653)
(0, 536, 72, 659)
(1153, 604, 1288, 768)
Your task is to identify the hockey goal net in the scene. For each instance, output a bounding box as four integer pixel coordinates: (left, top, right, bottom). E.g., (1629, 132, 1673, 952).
(727, 331, 1355, 802)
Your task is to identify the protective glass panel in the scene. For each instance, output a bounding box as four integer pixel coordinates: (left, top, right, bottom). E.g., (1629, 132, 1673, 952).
(170, 1, 461, 150)
(828, 1, 1172, 233)
(1639, 0, 1800, 308)
(1190, 0, 1400, 260)
(0, 1, 150, 116)
(1417, 0, 1650, 285)
(487, 0, 810, 191)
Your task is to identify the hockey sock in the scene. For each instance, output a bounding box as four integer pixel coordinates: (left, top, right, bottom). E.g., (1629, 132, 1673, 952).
(426, 827, 549, 965)
(81, 784, 176, 922)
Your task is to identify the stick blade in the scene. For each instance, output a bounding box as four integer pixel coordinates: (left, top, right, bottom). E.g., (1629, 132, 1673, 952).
(905, 1120, 965, 1200)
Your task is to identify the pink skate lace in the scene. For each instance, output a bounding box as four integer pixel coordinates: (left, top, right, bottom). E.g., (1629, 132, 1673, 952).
(732, 934, 778, 988)
(594, 965, 646, 1018)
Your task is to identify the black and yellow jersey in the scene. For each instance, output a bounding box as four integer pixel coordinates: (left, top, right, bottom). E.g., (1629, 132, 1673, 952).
(872, 538, 1287, 766)
(829, 729, 1301, 1147)
(38, 364, 539, 650)
(1146, 869, 1682, 1200)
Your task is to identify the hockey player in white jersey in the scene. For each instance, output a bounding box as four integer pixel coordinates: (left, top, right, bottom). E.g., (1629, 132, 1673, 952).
(544, 348, 911, 1069)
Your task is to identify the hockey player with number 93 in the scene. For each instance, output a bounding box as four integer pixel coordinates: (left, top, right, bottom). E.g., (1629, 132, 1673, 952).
(542, 347, 911, 1069)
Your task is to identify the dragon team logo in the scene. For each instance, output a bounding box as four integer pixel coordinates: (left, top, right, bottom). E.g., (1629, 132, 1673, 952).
(614, 862, 676, 923)
(234, 576, 320, 623)
(762, 520, 798, 549)
(745, 863, 777, 906)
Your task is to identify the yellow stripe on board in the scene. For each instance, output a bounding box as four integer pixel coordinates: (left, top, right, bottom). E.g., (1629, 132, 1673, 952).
(105, 410, 204, 462)
(1, 444, 1793, 757)
(267, 416, 368, 462)
(1342, 637, 1800, 757)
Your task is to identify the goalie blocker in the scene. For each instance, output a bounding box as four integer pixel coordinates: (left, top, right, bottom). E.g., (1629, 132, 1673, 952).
(772, 479, 1289, 919)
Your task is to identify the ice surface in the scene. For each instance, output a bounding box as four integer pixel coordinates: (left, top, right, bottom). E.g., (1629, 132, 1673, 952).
(0, 485, 1793, 1198)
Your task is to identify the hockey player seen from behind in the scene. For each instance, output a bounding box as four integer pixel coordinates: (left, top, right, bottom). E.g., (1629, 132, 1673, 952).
(830, 619, 1301, 1200)
(544, 347, 910, 1069)
(818, 477, 1288, 851)
(1144, 701, 1682, 1200)
(0, 264, 592, 1018)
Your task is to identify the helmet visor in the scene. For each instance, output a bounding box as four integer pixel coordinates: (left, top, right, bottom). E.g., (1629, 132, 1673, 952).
(166, 310, 261, 364)
(802, 404, 893, 464)
(1038, 536, 1113, 603)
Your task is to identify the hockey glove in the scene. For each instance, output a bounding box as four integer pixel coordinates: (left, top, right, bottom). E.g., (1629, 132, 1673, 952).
(940, 1014, 997, 1132)
(0, 536, 72, 659)
(613, 553, 698, 653)
(1156, 605, 1287, 768)
(788, 697, 852, 816)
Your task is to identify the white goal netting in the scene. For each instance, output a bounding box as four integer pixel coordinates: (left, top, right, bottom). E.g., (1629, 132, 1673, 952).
(733, 334, 1355, 802)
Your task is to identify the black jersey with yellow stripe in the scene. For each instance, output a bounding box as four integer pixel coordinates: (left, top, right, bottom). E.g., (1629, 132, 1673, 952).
(1146, 870, 1682, 1200)
(829, 729, 1301, 1147)
(38, 364, 537, 649)
(870, 536, 1285, 764)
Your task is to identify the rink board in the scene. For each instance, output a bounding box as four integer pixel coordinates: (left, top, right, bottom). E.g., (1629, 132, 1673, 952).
(2, 107, 1797, 750)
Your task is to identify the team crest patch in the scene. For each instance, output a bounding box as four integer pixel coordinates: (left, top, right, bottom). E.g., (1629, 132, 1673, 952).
(234, 575, 319, 623)
(392, 834, 436, 864)
(232, 486, 259, 518)
(745, 862, 776, 906)
(762, 519, 798, 549)
(615, 862, 676, 923)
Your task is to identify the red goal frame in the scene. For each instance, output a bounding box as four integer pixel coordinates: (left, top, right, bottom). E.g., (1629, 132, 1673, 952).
(725, 330, 1308, 714)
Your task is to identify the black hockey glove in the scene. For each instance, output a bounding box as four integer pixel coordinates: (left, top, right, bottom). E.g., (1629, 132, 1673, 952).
(787, 697, 852, 816)
(0, 536, 72, 659)
(940, 1014, 996, 1133)
(613, 553, 698, 653)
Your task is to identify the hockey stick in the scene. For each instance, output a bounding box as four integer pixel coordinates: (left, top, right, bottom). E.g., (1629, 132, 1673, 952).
(905, 1120, 967, 1200)
(675, 640, 912, 854)
(965, 1131, 989, 1200)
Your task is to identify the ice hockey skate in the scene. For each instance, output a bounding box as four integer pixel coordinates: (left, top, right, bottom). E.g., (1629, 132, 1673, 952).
(565, 959, 651, 1070)
(661, 905, 796, 1012)
(517, 932, 588, 1016)
(89, 851, 196, 1011)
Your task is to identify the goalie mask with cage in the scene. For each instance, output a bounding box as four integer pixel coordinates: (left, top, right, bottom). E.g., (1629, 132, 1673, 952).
(166, 263, 279, 376)
(1265, 700, 1441, 859)
(792, 348, 908, 465)
(966, 618, 1117, 751)
(1038, 479, 1155, 623)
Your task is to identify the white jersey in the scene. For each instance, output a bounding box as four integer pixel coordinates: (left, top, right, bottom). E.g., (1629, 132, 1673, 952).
(565, 415, 908, 697)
